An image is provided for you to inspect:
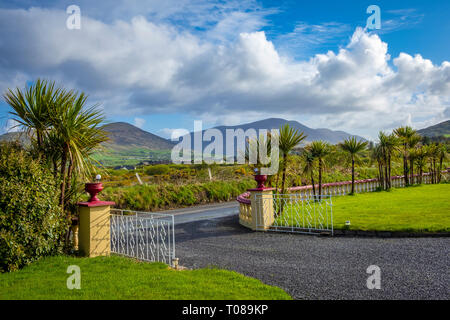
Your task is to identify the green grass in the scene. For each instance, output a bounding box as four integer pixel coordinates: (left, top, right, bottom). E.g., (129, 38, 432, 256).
(280, 184, 450, 233)
(0, 255, 291, 300)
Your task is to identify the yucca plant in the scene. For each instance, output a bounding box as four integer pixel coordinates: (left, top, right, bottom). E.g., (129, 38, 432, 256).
(308, 140, 331, 200)
(339, 137, 368, 194)
(278, 124, 307, 195)
(394, 126, 417, 185)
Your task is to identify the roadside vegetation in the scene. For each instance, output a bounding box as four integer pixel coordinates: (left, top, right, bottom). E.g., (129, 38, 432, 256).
(0, 255, 291, 300)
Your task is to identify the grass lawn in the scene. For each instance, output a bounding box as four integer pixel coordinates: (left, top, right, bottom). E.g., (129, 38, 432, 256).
(0, 255, 291, 300)
(280, 184, 450, 233)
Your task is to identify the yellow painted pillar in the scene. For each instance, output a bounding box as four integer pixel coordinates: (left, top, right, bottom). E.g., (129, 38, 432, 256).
(248, 188, 275, 231)
(77, 201, 115, 257)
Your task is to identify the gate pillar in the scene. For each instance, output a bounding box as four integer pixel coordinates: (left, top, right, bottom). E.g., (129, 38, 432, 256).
(248, 187, 275, 231)
(77, 182, 115, 257)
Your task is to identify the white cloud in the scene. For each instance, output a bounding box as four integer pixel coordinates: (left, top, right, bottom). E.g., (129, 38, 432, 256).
(3, 119, 21, 133)
(0, 7, 448, 140)
(133, 117, 146, 129)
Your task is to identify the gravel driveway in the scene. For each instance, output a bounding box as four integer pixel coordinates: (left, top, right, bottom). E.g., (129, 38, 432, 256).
(175, 215, 449, 300)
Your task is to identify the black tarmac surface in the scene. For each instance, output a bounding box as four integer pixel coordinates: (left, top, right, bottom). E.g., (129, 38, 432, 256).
(175, 214, 449, 300)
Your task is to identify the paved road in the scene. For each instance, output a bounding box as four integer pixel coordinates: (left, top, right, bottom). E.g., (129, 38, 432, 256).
(175, 213, 450, 300)
(152, 201, 239, 224)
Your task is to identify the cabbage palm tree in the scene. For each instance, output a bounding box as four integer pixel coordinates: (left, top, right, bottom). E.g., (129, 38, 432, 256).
(3, 79, 59, 152)
(371, 144, 385, 189)
(437, 143, 448, 183)
(413, 146, 427, 184)
(302, 149, 316, 197)
(339, 137, 368, 194)
(378, 132, 398, 189)
(309, 140, 331, 199)
(394, 126, 416, 185)
(48, 90, 108, 211)
(407, 133, 422, 184)
(279, 124, 307, 195)
(4, 80, 108, 216)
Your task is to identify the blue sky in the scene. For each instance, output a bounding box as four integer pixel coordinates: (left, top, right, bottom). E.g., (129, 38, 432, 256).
(0, 0, 449, 139)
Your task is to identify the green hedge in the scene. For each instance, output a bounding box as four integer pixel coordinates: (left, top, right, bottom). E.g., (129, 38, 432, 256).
(102, 179, 255, 211)
(0, 143, 67, 272)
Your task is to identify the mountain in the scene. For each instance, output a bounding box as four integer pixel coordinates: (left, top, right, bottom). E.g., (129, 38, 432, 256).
(0, 131, 30, 145)
(417, 120, 450, 138)
(102, 122, 174, 150)
(190, 118, 366, 145)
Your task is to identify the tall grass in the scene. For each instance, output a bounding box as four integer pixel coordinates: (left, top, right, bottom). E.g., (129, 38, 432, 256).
(102, 179, 255, 211)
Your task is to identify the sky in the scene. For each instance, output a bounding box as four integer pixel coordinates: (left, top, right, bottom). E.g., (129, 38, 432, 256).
(0, 0, 449, 140)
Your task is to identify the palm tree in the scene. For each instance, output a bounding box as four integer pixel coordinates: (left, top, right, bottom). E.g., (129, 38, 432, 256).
(437, 143, 448, 183)
(394, 126, 416, 185)
(413, 146, 427, 184)
(48, 90, 108, 211)
(426, 144, 438, 184)
(308, 141, 331, 199)
(407, 133, 422, 184)
(3, 79, 57, 152)
(339, 137, 368, 194)
(378, 132, 398, 189)
(278, 124, 307, 195)
(302, 149, 316, 197)
(371, 144, 385, 189)
(4, 80, 108, 215)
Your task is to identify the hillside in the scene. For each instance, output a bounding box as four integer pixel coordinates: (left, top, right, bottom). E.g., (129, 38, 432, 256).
(212, 118, 366, 144)
(102, 122, 174, 150)
(0, 132, 30, 145)
(417, 120, 450, 138)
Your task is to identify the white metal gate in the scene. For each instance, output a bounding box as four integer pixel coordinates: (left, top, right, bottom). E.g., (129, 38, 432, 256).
(110, 210, 175, 265)
(255, 194, 333, 235)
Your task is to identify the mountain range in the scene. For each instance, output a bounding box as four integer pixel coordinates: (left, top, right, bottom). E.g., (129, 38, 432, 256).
(2, 118, 448, 166)
(417, 120, 450, 138)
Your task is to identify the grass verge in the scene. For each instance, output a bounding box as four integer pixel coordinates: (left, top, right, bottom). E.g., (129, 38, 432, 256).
(0, 255, 291, 300)
(278, 184, 450, 233)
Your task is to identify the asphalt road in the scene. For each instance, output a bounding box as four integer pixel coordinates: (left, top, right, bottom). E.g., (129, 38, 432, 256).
(173, 207, 449, 300)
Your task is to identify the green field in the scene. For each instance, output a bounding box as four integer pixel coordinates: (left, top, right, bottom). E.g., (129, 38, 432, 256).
(0, 255, 291, 300)
(279, 184, 450, 233)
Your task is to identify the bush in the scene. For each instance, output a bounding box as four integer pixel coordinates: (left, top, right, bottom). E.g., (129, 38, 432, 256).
(0, 143, 67, 272)
(145, 165, 170, 176)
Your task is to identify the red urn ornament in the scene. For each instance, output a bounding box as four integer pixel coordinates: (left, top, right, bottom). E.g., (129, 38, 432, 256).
(85, 174, 103, 202)
(254, 174, 268, 189)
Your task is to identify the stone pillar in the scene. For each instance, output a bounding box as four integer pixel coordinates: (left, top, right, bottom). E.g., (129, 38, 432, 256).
(248, 187, 275, 231)
(77, 182, 115, 258)
(77, 201, 115, 257)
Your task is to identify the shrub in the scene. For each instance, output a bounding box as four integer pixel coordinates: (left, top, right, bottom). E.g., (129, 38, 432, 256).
(145, 165, 170, 176)
(0, 143, 67, 272)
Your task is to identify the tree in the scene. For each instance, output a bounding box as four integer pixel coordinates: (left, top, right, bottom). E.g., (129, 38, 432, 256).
(4, 80, 108, 247)
(407, 133, 422, 184)
(48, 90, 107, 212)
(437, 143, 448, 183)
(3, 79, 56, 152)
(278, 124, 307, 195)
(371, 144, 385, 189)
(339, 137, 368, 194)
(394, 126, 416, 185)
(302, 149, 316, 197)
(378, 132, 398, 189)
(413, 146, 427, 184)
(308, 141, 331, 200)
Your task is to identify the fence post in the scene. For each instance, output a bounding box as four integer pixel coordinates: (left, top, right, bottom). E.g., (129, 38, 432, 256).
(77, 182, 115, 258)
